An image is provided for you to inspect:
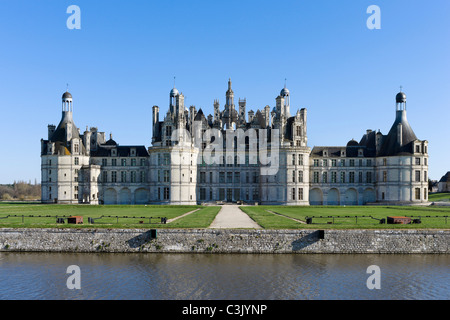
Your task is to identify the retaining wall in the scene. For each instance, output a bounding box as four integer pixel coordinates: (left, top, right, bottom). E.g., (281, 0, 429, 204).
(0, 228, 448, 254)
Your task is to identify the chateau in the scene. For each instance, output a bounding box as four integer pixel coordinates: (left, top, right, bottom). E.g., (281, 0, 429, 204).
(40, 80, 429, 205)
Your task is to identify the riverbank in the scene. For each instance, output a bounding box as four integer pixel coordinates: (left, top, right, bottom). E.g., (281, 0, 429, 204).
(0, 228, 448, 254)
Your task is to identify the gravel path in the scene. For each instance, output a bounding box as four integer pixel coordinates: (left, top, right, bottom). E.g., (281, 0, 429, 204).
(208, 205, 262, 229)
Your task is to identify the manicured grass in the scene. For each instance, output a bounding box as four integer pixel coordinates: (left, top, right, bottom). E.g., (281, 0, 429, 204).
(428, 193, 450, 202)
(0, 204, 220, 229)
(240, 205, 450, 229)
(168, 206, 221, 228)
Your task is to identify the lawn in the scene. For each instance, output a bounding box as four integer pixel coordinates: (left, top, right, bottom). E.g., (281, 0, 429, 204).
(240, 205, 450, 229)
(428, 192, 450, 202)
(0, 203, 220, 229)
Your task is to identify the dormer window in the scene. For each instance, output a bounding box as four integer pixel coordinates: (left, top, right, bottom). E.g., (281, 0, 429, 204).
(112, 149, 117, 156)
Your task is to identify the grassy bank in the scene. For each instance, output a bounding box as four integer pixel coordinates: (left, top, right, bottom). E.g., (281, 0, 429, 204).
(429, 192, 450, 202)
(0, 203, 220, 229)
(240, 205, 450, 229)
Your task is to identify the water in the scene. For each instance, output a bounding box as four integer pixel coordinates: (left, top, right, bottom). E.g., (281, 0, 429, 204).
(0, 252, 448, 300)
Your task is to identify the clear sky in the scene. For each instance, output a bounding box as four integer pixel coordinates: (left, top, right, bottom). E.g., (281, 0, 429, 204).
(0, 0, 449, 184)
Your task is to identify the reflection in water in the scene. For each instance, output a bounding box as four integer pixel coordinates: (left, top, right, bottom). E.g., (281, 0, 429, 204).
(0, 253, 448, 300)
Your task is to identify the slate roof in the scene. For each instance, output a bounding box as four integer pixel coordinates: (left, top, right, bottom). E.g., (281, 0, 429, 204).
(378, 110, 417, 157)
(91, 145, 149, 157)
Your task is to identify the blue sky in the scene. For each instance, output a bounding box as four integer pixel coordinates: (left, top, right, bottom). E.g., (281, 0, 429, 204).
(0, 0, 449, 184)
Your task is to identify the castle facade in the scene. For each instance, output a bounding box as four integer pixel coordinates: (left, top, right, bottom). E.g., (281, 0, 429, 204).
(40, 80, 429, 205)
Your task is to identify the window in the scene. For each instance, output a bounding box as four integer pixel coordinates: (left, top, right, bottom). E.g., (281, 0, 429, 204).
(102, 158, 107, 166)
(415, 170, 421, 182)
(234, 172, 240, 183)
(424, 188, 427, 200)
(366, 159, 372, 167)
(252, 172, 259, 183)
(227, 172, 233, 183)
(219, 188, 225, 201)
(200, 172, 206, 183)
(131, 171, 136, 183)
(163, 154, 170, 165)
(200, 188, 206, 201)
(121, 159, 127, 166)
(157, 170, 161, 182)
(158, 154, 161, 166)
(74, 157, 79, 165)
(298, 171, 303, 183)
(416, 145, 420, 153)
(341, 159, 345, 167)
(415, 158, 421, 165)
(209, 172, 213, 183)
(359, 172, 363, 183)
(245, 189, 249, 200)
(163, 187, 170, 200)
(383, 171, 387, 182)
(313, 159, 319, 167)
(140, 171, 145, 183)
(121, 171, 127, 183)
(298, 154, 303, 166)
(298, 188, 304, 200)
(313, 172, 319, 183)
(366, 172, 372, 183)
(219, 172, 225, 183)
(292, 188, 296, 200)
(359, 159, 363, 167)
(323, 172, 328, 183)
(331, 172, 337, 183)
(102, 171, 108, 183)
(424, 171, 427, 181)
(74, 144, 79, 153)
(140, 158, 146, 166)
(163, 170, 170, 182)
(415, 188, 420, 200)
(252, 188, 259, 200)
(340, 172, 345, 183)
(331, 159, 337, 167)
(292, 154, 296, 166)
(292, 171, 296, 182)
(323, 159, 328, 167)
(131, 159, 136, 166)
(111, 159, 117, 166)
(158, 188, 161, 200)
(349, 172, 355, 183)
(424, 158, 428, 166)
(111, 171, 117, 183)
(296, 126, 301, 136)
(349, 159, 355, 167)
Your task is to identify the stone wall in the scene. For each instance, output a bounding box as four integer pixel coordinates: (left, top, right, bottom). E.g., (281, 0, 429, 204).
(0, 228, 448, 254)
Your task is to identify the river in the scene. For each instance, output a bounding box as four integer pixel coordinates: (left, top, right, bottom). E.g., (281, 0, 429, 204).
(0, 252, 448, 300)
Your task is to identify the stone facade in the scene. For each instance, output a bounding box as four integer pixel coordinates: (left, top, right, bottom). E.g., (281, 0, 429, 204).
(0, 228, 448, 254)
(40, 81, 428, 205)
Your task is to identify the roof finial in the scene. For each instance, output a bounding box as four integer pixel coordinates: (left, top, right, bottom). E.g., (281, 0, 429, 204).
(400, 85, 403, 92)
(284, 78, 287, 88)
(66, 83, 69, 92)
(173, 76, 176, 88)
